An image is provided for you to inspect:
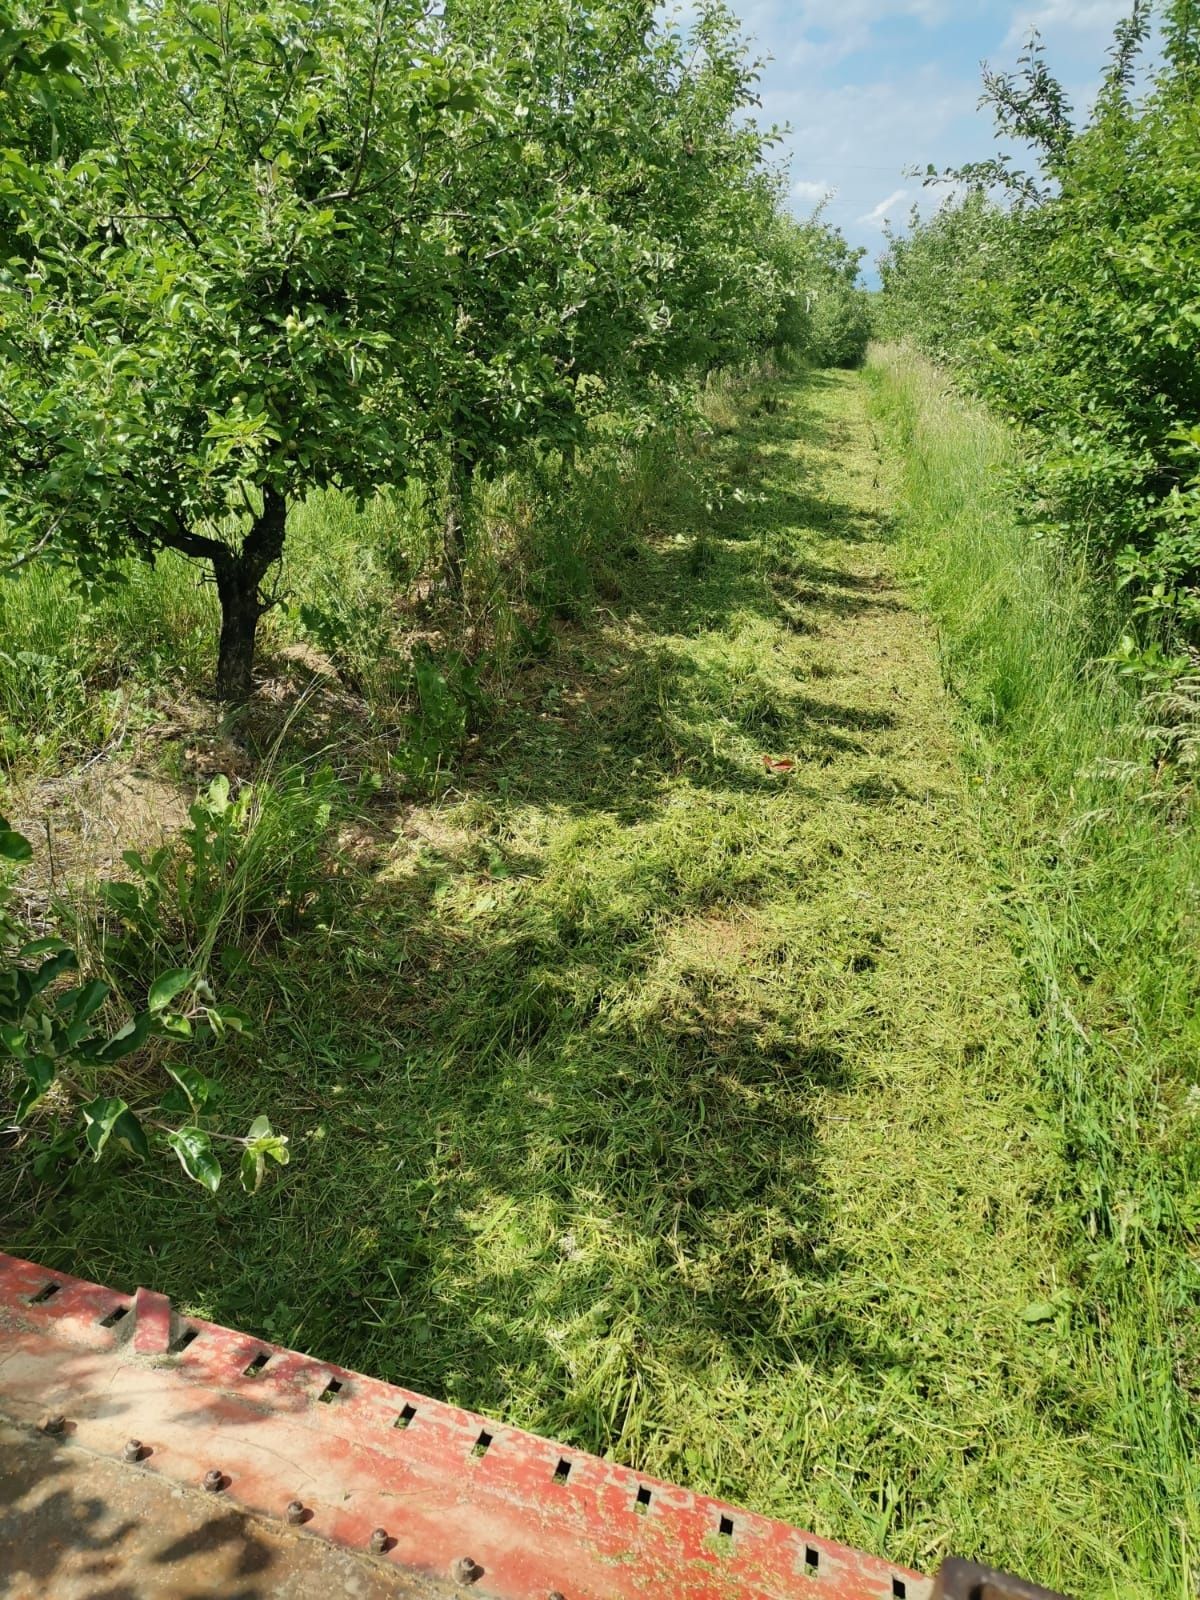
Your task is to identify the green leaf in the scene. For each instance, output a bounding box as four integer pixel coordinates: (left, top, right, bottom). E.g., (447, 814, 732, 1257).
(0, 827, 32, 863)
(148, 969, 195, 1012)
(203, 1003, 252, 1037)
(166, 1127, 222, 1193)
(239, 1145, 265, 1193)
(1019, 1300, 1058, 1325)
(15, 1055, 55, 1121)
(41, 41, 75, 72)
(248, 1124, 289, 1164)
(239, 1114, 288, 1191)
(82, 1094, 131, 1161)
(263, 1135, 289, 1167)
(66, 979, 109, 1026)
(205, 774, 231, 814)
(28, 949, 77, 998)
(89, 1009, 153, 1062)
(112, 1107, 149, 1159)
(160, 1084, 190, 1116)
(19, 936, 70, 958)
(0, 1025, 28, 1058)
(165, 1062, 217, 1116)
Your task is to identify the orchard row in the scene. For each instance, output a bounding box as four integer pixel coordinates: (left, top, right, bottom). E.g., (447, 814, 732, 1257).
(1, 0, 869, 696)
(877, 0, 1200, 673)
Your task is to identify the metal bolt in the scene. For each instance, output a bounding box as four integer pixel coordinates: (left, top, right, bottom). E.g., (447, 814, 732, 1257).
(451, 1556, 482, 1586)
(40, 1414, 66, 1436)
(285, 1500, 306, 1525)
(122, 1439, 142, 1463)
(202, 1468, 223, 1493)
(368, 1529, 389, 1555)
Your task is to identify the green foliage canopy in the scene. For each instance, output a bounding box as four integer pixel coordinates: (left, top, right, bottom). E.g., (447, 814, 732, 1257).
(0, 0, 835, 695)
(878, 1, 1200, 649)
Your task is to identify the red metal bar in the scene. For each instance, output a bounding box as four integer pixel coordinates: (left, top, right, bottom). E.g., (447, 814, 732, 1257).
(0, 1250, 931, 1599)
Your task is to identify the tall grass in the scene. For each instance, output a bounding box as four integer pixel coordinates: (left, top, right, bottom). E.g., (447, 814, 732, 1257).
(0, 553, 216, 775)
(866, 343, 1200, 1593)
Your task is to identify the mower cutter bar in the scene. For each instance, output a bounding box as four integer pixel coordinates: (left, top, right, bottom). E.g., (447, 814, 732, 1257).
(0, 1252, 1064, 1600)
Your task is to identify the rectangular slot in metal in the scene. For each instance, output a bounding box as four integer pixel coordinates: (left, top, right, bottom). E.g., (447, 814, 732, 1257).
(553, 1458, 572, 1484)
(394, 1403, 417, 1429)
(29, 1283, 61, 1304)
(98, 1305, 129, 1328)
(319, 1377, 343, 1404)
(242, 1351, 271, 1378)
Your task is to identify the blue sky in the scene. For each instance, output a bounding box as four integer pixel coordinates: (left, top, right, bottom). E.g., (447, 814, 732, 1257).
(713, 1, 1139, 280)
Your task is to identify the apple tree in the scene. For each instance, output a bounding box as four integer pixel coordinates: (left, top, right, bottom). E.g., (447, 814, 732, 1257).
(0, 0, 489, 697)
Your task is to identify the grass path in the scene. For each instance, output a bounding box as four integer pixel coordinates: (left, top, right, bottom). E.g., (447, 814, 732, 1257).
(11, 372, 1138, 1590)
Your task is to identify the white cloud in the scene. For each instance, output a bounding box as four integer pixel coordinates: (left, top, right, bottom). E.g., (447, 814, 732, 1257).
(714, 5, 1154, 280)
(764, 71, 976, 185)
(1003, 0, 1130, 47)
(858, 187, 909, 227)
(760, 66, 981, 265)
(792, 178, 835, 205)
(773, 0, 951, 70)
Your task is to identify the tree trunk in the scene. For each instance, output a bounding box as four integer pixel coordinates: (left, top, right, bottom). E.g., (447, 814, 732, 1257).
(212, 487, 288, 701)
(442, 446, 472, 604)
(213, 560, 262, 701)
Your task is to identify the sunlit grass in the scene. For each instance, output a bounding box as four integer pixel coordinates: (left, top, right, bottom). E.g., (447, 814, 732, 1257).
(865, 342, 1200, 1593)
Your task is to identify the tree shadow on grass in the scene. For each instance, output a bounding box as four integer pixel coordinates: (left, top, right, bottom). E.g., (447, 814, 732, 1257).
(133, 896, 895, 1456)
(9, 846, 897, 1457)
(7, 368, 909, 1494)
(715, 483, 894, 548)
(455, 647, 898, 819)
(196, 368, 897, 806)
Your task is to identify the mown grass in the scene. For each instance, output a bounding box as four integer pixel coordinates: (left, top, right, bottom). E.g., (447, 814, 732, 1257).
(2, 364, 1191, 1596)
(865, 342, 1200, 1597)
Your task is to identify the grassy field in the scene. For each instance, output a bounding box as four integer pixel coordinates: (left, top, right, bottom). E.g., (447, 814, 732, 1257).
(865, 347, 1200, 1596)
(3, 361, 1194, 1595)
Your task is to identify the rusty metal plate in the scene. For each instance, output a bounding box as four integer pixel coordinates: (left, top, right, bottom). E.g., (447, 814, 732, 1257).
(0, 1251, 931, 1600)
(1, 1420, 449, 1599)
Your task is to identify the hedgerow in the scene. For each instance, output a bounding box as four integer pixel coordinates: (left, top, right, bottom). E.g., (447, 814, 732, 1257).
(877, 1, 1200, 672)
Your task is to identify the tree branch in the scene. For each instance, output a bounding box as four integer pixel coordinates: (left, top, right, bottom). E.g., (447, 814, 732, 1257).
(344, 0, 392, 202)
(153, 521, 228, 565)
